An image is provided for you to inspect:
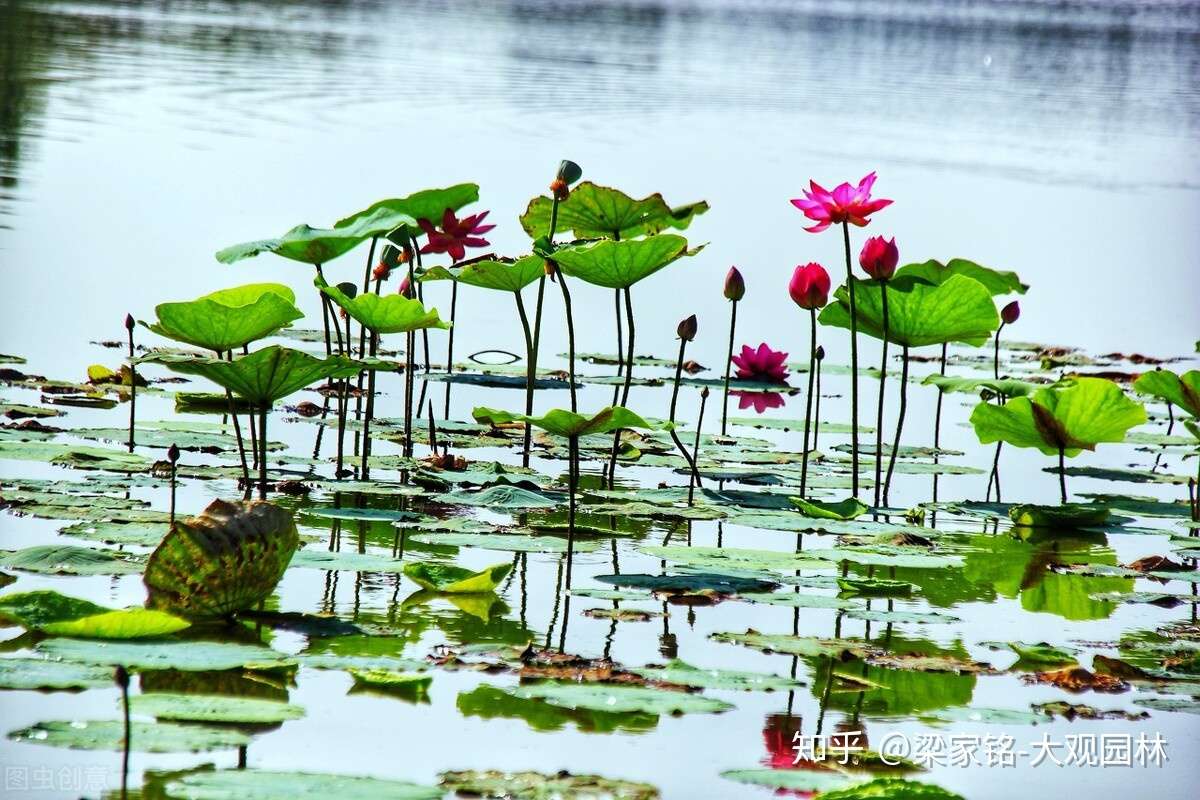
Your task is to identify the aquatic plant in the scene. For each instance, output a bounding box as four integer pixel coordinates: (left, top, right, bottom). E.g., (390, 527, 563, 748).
(731, 343, 789, 384)
(668, 315, 703, 503)
(860, 235, 899, 507)
(791, 172, 893, 497)
(789, 262, 831, 497)
(986, 300, 1022, 501)
(720, 266, 745, 435)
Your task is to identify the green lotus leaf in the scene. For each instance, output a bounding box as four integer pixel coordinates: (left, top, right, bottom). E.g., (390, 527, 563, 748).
(419, 254, 545, 293)
(969, 377, 1146, 456)
(921, 374, 1040, 398)
(1133, 698, 1200, 715)
(505, 681, 732, 715)
(720, 770, 857, 793)
(36, 637, 295, 671)
(819, 778, 966, 800)
(8, 720, 251, 753)
(144, 499, 299, 619)
(440, 769, 660, 800)
(789, 496, 870, 520)
(145, 284, 302, 352)
(318, 276, 448, 334)
(0, 657, 115, 690)
(630, 659, 804, 691)
(1132, 369, 1200, 419)
(520, 181, 708, 240)
(546, 234, 701, 289)
(819, 274, 1000, 347)
(837, 577, 915, 597)
(129, 693, 305, 724)
(596, 573, 776, 595)
(1008, 503, 1110, 528)
(288, 549, 407, 573)
(637, 545, 822, 574)
(41, 609, 190, 639)
(433, 485, 559, 509)
(402, 560, 512, 593)
(472, 406, 657, 438)
(710, 631, 868, 658)
(164, 771, 441, 800)
(0, 546, 143, 575)
(147, 346, 360, 405)
(216, 206, 405, 265)
(336, 183, 479, 240)
(894, 258, 1027, 295)
(0, 590, 109, 627)
(1004, 641, 1078, 667)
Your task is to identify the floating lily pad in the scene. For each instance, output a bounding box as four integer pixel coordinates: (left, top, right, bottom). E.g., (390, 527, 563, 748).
(789, 496, 870, 520)
(922, 706, 1043, 725)
(348, 669, 432, 701)
(289, 549, 408, 573)
(0, 546, 142, 576)
(166, 769, 442, 799)
(440, 769, 660, 800)
(711, 631, 866, 658)
(41, 609, 190, 640)
(36, 638, 294, 671)
(505, 681, 732, 715)
(638, 546, 823, 574)
(631, 660, 803, 691)
(130, 693, 304, 723)
(402, 560, 511, 593)
(819, 778, 965, 800)
(0, 658, 116, 690)
(720, 769, 857, 792)
(837, 578, 914, 597)
(1009, 504, 1111, 528)
(8, 720, 250, 752)
(1132, 697, 1200, 715)
(434, 485, 559, 510)
(409, 533, 600, 554)
(596, 573, 776, 595)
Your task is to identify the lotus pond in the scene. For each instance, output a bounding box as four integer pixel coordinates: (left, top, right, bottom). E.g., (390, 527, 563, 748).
(2, 3, 1199, 800)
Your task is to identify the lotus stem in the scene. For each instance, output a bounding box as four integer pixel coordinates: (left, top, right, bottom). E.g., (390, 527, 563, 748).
(612, 288, 624, 406)
(168, 444, 178, 526)
(813, 349, 823, 454)
(359, 236, 377, 354)
(1059, 446, 1068, 503)
(688, 388, 709, 505)
(404, 333, 415, 459)
(987, 324, 1007, 502)
(801, 309, 817, 497)
(721, 299, 737, 436)
(361, 331, 378, 480)
(841, 221, 861, 498)
(444, 280, 457, 418)
(242, 346, 258, 469)
(873, 281, 890, 507)
(216, 350, 251, 497)
(565, 434, 579, 589)
(427, 400, 438, 452)
(882, 345, 909, 505)
(315, 264, 332, 356)
(546, 556, 563, 648)
(607, 287, 636, 487)
(668, 337, 704, 500)
(555, 267, 578, 412)
(125, 316, 136, 453)
(988, 440, 1003, 503)
(514, 290, 536, 467)
(531, 275, 546, 381)
(258, 405, 269, 499)
(932, 343, 947, 504)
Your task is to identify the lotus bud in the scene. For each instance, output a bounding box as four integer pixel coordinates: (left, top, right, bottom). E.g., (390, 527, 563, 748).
(700, 386, 710, 399)
(723, 266, 745, 302)
(167, 443, 180, 464)
(859, 236, 898, 281)
(544, 259, 558, 278)
(788, 263, 831, 310)
(677, 314, 698, 342)
(398, 274, 414, 298)
(1001, 300, 1020, 325)
(124, 313, 134, 331)
(113, 665, 129, 689)
(556, 159, 583, 185)
(816, 345, 825, 361)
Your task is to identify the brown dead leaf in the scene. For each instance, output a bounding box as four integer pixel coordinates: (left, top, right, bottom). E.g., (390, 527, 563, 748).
(1022, 666, 1128, 693)
(1126, 555, 1189, 573)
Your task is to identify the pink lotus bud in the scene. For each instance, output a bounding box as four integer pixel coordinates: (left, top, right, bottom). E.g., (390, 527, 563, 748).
(167, 443, 180, 463)
(124, 313, 135, 331)
(723, 266, 745, 301)
(859, 236, 898, 280)
(815, 345, 825, 361)
(1001, 300, 1020, 325)
(788, 263, 831, 310)
(677, 314, 698, 342)
(398, 275, 414, 298)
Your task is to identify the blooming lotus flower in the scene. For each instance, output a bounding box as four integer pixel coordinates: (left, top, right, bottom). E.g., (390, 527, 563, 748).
(732, 390, 786, 414)
(418, 208, 495, 262)
(790, 172, 892, 233)
(1001, 300, 1020, 325)
(788, 263, 831, 309)
(859, 236, 898, 281)
(732, 343, 789, 383)
(724, 266, 745, 301)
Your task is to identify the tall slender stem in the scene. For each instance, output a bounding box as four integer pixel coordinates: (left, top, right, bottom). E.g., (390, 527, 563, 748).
(932, 343, 947, 503)
(813, 353, 822, 454)
(612, 288, 624, 406)
(721, 300, 737, 436)
(556, 269, 578, 411)
(801, 309, 817, 497)
(841, 221, 860, 497)
(315, 264, 332, 356)
(566, 434, 578, 589)
(668, 337, 703, 499)
(607, 287, 636, 487)
(117, 667, 130, 800)
(882, 346, 909, 505)
(531, 276, 546, 381)
(987, 324, 1007, 501)
(361, 331, 378, 479)
(688, 389, 708, 505)
(258, 406, 268, 499)
(359, 236, 378, 356)
(242, 346, 258, 469)
(404, 333, 415, 460)
(443, 280, 458, 418)
(1059, 447, 1068, 503)
(168, 462, 176, 525)
(217, 350, 251, 497)
(515, 290, 536, 467)
(873, 281, 890, 507)
(126, 323, 136, 453)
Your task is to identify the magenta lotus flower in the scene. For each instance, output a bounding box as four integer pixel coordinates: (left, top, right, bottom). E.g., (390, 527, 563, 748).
(731, 390, 785, 414)
(418, 208, 495, 262)
(732, 343, 789, 384)
(788, 263, 831, 310)
(859, 235, 898, 281)
(790, 172, 892, 233)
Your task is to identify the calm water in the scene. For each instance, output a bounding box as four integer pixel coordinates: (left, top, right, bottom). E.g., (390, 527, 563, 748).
(1, 1, 1199, 798)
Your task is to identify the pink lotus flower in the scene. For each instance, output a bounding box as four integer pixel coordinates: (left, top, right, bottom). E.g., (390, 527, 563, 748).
(732, 343, 789, 383)
(418, 208, 495, 262)
(790, 172, 892, 233)
(788, 263, 831, 310)
(732, 390, 786, 414)
(859, 236, 898, 281)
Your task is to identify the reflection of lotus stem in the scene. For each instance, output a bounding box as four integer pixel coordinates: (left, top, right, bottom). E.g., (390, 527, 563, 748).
(688, 389, 709, 505)
(882, 345, 909, 505)
(841, 221, 861, 497)
(258, 405, 269, 499)
(607, 287, 637, 488)
(126, 322, 136, 453)
(514, 290, 535, 467)
(874, 281, 890, 507)
(721, 299, 738, 436)
(427, 401, 438, 452)
(545, 556, 564, 648)
(216, 350, 251, 497)
(315, 264, 332, 356)
(168, 461, 176, 526)
(1059, 446, 1068, 503)
(668, 337, 704, 501)
(566, 434, 579, 589)
(117, 667, 130, 799)
(801, 309, 817, 497)
(443, 280, 458, 418)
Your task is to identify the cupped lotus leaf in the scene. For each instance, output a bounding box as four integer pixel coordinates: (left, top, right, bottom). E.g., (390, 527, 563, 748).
(420, 254, 546, 293)
(8, 720, 251, 753)
(894, 258, 1028, 296)
(546, 235, 701, 289)
(473, 406, 657, 438)
(145, 286, 302, 352)
(921, 374, 1040, 398)
(506, 681, 733, 715)
(129, 693, 304, 723)
(838, 578, 914, 597)
(144, 499, 298, 619)
(216, 206, 405, 265)
(520, 181, 708, 240)
(1005, 642, 1078, 667)
(317, 276, 449, 334)
(337, 183, 479, 239)
(440, 769, 660, 800)
(36, 637, 295, 671)
(149, 346, 360, 405)
(0, 590, 109, 627)
(969, 377, 1146, 456)
(631, 660, 804, 691)
(820, 274, 1000, 347)
(790, 496, 870, 520)
(1132, 369, 1200, 419)
(402, 560, 512, 593)
(1008, 504, 1111, 528)
(41, 609, 191, 639)
(0, 657, 115, 690)
(0, 546, 142, 575)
